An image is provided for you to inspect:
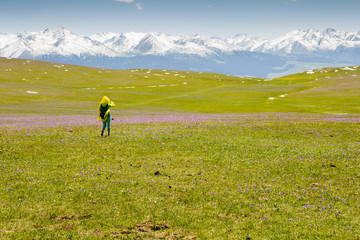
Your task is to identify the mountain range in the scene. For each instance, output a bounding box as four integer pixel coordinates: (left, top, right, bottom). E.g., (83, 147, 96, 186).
(1, 27, 360, 77)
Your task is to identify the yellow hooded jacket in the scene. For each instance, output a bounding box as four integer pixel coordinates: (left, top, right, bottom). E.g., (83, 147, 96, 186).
(97, 96, 115, 121)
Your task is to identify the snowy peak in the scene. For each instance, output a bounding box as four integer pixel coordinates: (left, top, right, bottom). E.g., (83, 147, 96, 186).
(230, 34, 262, 51)
(41, 26, 72, 39)
(256, 28, 360, 54)
(90, 32, 122, 44)
(0, 27, 121, 58)
(134, 33, 166, 54)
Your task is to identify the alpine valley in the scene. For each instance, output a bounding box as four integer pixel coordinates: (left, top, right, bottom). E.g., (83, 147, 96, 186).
(1, 27, 359, 78)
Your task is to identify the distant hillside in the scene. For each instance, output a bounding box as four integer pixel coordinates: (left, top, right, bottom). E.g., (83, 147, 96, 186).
(1, 28, 360, 78)
(1, 58, 359, 115)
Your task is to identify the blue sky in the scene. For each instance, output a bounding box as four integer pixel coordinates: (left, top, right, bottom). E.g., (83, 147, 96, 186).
(1, 0, 359, 39)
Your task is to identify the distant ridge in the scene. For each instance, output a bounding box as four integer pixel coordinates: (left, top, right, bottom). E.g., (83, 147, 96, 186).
(1, 27, 359, 77)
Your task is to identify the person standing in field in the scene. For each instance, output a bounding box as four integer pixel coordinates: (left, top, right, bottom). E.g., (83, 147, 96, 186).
(98, 96, 115, 136)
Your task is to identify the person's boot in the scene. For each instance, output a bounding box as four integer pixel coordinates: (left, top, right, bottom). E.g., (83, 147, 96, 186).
(101, 129, 104, 136)
(108, 131, 110, 137)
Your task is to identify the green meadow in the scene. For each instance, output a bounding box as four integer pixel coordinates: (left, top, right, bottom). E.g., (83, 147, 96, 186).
(1, 58, 360, 115)
(1, 58, 360, 239)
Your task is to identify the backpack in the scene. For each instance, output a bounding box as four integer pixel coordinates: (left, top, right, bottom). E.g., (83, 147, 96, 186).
(99, 104, 108, 119)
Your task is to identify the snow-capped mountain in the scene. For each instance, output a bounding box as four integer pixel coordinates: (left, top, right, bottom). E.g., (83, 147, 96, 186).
(251, 28, 360, 55)
(1, 27, 359, 77)
(0, 27, 121, 58)
(1, 27, 359, 58)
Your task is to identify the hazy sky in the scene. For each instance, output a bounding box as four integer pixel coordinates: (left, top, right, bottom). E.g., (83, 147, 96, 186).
(1, 0, 359, 39)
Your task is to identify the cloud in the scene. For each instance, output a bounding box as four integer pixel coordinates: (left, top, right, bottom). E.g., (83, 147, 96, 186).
(114, 0, 142, 10)
(285, 0, 297, 4)
(114, 0, 134, 3)
(136, 2, 143, 10)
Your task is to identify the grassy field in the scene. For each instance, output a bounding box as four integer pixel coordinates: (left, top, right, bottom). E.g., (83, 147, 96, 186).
(1, 58, 360, 115)
(1, 58, 360, 239)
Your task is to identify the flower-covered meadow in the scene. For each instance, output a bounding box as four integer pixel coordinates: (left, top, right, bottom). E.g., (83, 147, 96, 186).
(1, 58, 360, 238)
(1, 113, 359, 239)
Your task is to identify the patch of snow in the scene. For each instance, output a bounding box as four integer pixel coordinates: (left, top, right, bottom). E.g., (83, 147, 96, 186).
(268, 97, 275, 100)
(27, 91, 38, 94)
(183, 82, 188, 85)
(340, 67, 355, 71)
(279, 94, 288, 98)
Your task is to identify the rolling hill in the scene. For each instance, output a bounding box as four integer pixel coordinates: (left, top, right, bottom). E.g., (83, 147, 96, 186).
(0, 57, 359, 115)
